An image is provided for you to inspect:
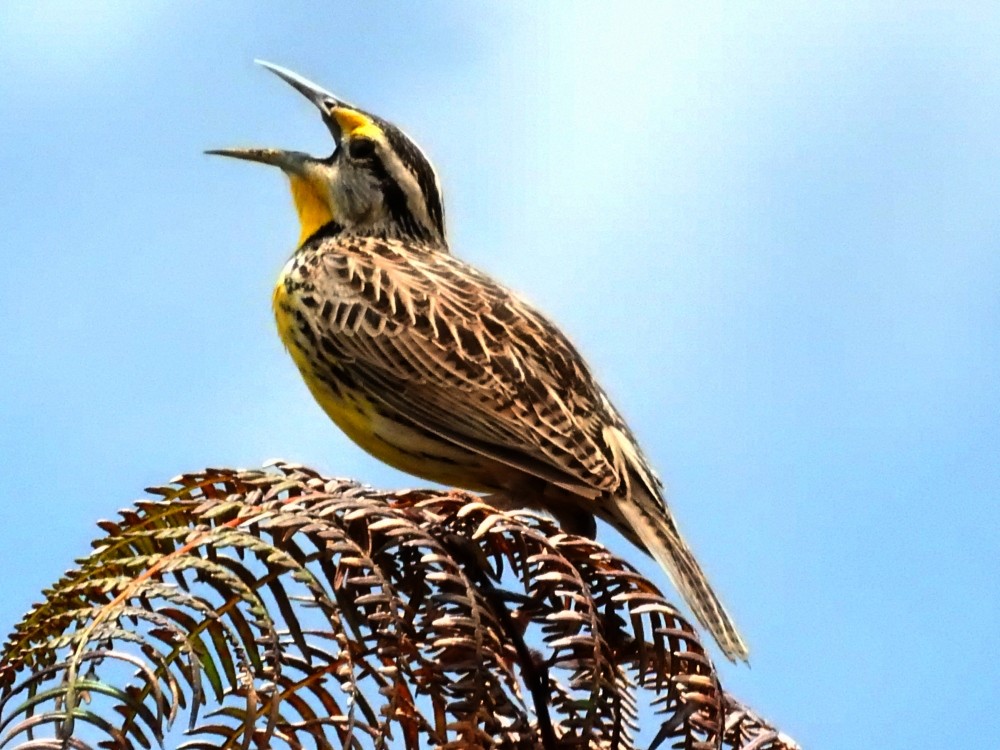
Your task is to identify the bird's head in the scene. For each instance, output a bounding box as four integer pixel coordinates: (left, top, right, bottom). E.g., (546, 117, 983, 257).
(209, 61, 446, 248)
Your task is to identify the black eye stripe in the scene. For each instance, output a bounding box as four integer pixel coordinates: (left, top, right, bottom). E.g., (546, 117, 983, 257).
(381, 126, 445, 238)
(362, 151, 433, 243)
(348, 137, 376, 160)
(345, 115, 446, 242)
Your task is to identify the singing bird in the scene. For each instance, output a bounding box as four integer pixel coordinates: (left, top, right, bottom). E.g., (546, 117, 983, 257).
(210, 61, 749, 662)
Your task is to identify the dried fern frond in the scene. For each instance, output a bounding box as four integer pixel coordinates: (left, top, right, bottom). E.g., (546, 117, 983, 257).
(0, 462, 798, 750)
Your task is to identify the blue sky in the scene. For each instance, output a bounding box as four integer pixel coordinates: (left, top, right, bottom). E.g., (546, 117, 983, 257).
(1, 2, 998, 747)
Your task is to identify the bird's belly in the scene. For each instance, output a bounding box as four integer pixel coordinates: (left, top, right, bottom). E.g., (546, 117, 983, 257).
(273, 274, 501, 491)
(304, 368, 501, 491)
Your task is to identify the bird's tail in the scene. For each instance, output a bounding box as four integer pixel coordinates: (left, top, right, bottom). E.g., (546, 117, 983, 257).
(611, 479, 750, 663)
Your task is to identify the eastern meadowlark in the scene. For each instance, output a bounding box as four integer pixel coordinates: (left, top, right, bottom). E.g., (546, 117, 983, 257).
(210, 61, 749, 662)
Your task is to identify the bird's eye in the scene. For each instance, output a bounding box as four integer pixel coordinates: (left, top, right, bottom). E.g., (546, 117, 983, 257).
(348, 138, 376, 160)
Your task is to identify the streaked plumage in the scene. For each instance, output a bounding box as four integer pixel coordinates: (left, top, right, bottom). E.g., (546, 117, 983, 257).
(211, 61, 749, 662)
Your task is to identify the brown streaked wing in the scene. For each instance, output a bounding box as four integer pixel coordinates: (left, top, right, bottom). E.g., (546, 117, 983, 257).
(306, 235, 632, 498)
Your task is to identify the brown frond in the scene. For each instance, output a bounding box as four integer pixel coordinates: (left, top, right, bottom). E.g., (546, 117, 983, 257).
(0, 462, 796, 750)
(720, 695, 801, 750)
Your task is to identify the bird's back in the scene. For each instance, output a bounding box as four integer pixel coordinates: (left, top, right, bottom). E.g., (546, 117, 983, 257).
(273, 227, 646, 498)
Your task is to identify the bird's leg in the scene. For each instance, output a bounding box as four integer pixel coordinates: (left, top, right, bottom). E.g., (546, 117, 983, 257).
(547, 503, 597, 540)
(479, 478, 598, 540)
(479, 477, 545, 516)
(477, 490, 524, 514)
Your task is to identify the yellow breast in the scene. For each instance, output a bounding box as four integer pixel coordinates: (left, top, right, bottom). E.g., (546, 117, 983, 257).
(274, 268, 374, 444)
(273, 265, 496, 489)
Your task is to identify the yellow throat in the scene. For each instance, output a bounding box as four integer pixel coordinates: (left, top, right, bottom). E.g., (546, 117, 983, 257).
(288, 173, 334, 246)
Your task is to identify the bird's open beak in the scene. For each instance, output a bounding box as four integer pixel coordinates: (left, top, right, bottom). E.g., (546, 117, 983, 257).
(206, 61, 353, 167)
(204, 146, 311, 170)
(255, 60, 350, 143)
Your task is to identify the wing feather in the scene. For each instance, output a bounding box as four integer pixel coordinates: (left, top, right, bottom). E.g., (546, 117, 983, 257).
(308, 236, 640, 497)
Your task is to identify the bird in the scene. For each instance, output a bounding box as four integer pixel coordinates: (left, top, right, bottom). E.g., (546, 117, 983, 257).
(209, 61, 749, 662)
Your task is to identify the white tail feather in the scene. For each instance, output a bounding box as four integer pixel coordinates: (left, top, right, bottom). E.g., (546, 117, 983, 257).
(601, 425, 749, 662)
(609, 481, 749, 663)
